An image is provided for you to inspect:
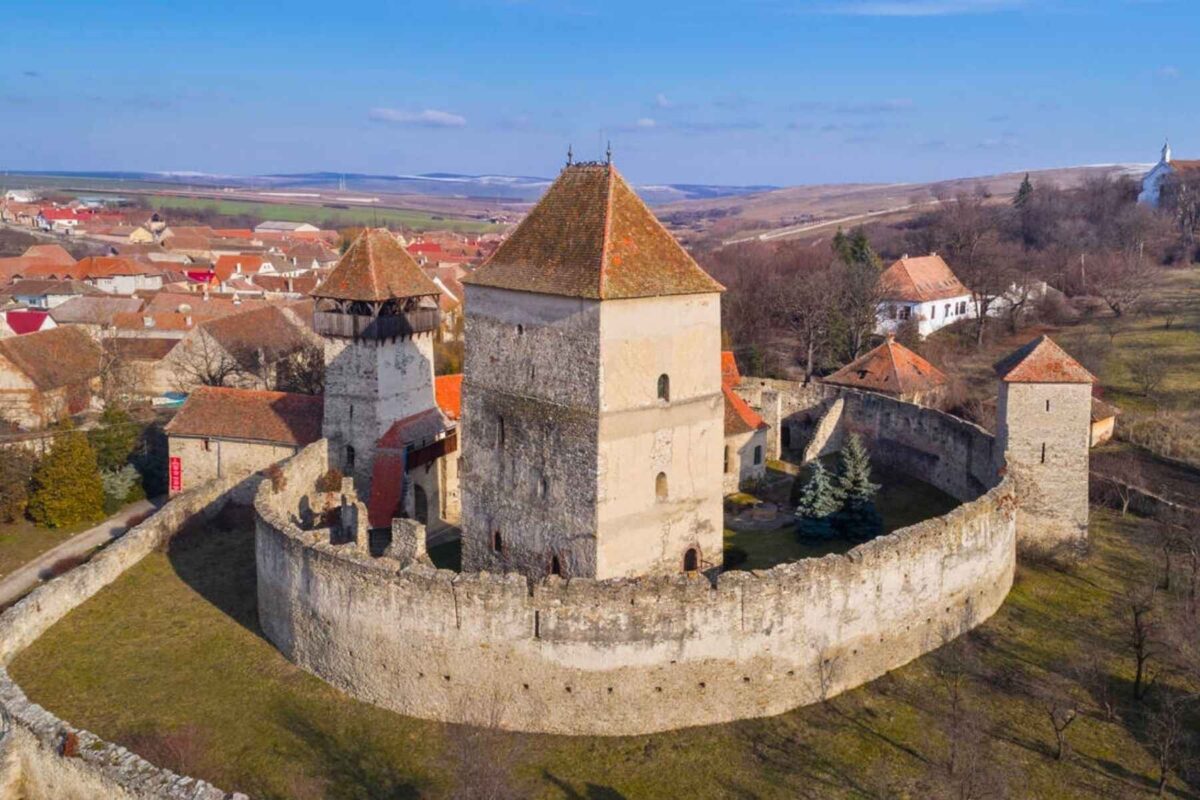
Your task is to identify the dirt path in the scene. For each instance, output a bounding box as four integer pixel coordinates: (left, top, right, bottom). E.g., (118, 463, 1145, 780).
(0, 499, 157, 607)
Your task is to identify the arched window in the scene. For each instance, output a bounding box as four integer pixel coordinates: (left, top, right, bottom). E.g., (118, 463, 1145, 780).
(683, 547, 699, 572)
(655, 472, 668, 501)
(657, 374, 670, 402)
(492, 530, 503, 553)
(345, 445, 356, 471)
(549, 554, 562, 577)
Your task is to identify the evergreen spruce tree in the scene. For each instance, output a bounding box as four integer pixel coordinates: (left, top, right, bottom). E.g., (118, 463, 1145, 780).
(794, 462, 843, 540)
(1014, 173, 1033, 208)
(833, 434, 883, 541)
(88, 406, 140, 473)
(27, 427, 105, 528)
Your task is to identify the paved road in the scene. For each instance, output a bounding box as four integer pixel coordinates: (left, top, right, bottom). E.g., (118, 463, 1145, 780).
(0, 500, 157, 607)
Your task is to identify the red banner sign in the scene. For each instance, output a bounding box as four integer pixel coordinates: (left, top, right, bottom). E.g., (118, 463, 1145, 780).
(169, 456, 182, 493)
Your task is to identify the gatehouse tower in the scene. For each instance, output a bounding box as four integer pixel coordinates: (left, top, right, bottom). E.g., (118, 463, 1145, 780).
(459, 161, 726, 580)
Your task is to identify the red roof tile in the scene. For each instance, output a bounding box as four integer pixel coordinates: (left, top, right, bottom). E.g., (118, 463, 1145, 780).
(721, 351, 741, 387)
(213, 254, 268, 282)
(880, 254, 971, 303)
(312, 228, 440, 302)
(723, 383, 766, 436)
(21, 244, 76, 266)
(164, 386, 323, 446)
(464, 163, 724, 300)
(435, 374, 462, 420)
(0, 326, 101, 390)
(994, 335, 1095, 384)
(824, 336, 948, 396)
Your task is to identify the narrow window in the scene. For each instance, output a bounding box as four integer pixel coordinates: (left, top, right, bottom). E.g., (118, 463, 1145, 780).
(724, 445, 731, 474)
(1045, 399, 1051, 412)
(492, 530, 503, 553)
(498, 416, 505, 446)
(944, 303, 951, 317)
(781, 426, 792, 449)
(202, 438, 211, 452)
(930, 305, 936, 319)
(1040, 443, 1046, 464)
(753, 445, 763, 465)
(683, 548, 699, 572)
(517, 324, 524, 336)
(656, 472, 668, 501)
(345, 445, 356, 470)
(549, 555, 562, 577)
(657, 374, 670, 402)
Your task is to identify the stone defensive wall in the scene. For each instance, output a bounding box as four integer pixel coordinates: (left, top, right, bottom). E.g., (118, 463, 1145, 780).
(0, 476, 256, 800)
(256, 381, 1019, 736)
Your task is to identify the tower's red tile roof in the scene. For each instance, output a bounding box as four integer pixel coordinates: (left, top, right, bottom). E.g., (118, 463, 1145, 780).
(435, 373, 463, 421)
(164, 386, 323, 446)
(464, 163, 724, 300)
(824, 336, 947, 396)
(994, 335, 1095, 384)
(880, 254, 971, 303)
(312, 228, 440, 302)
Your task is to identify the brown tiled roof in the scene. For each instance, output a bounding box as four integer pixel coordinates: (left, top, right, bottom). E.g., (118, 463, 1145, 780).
(1, 279, 103, 300)
(22, 244, 76, 266)
(880, 254, 971, 303)
(312, 229, 439, 302)
(71, 256, 160, 279)
(198, 305, 315, 370)
(1091, 396, 1121, 423)
(464, 164, 724, 300)
(113, 311, 197, 332)
(377, 407, 452, 450)
(50, 296, 145, 325)
(723, 383, 767, 436)
(0, 326, 101, 391)
(110, 337, 179, 361)
(721, 351, 741, 387)
(213, 254, 268, 282)
(824, 336, 947, 396)
(994, 335, 1095, 384)
(0, 257, 63, 283)
(1169, 160, 1200, 174)
(165, 386, 323, 446)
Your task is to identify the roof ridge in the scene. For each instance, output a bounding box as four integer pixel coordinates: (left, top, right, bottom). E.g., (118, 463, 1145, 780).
(598, 166, 615, 297)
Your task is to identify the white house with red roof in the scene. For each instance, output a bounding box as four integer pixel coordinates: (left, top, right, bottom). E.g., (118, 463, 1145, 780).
(721, 352, 769, 494)
(876, 253, 974, 338)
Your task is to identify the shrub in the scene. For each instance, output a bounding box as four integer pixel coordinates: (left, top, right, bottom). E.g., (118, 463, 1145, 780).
(88, 406, 141, 473)
(42, 554, 87, 579)
(101, 465, 142, 514)
(121, 724, 210, 776)
(27, 429, 105, 528)
(315, 467, 344, 494)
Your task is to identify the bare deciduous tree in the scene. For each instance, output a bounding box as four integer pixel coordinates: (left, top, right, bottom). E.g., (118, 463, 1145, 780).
(1091, 245, 1159, 318)
(1122, 585, 1159, 701)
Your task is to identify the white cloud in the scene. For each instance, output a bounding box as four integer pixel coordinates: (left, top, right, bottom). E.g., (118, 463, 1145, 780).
(654, 93, 674, 109)
(368, 108, 467, 127)
(636, 117, 658, 128)
(820, 0, 1024, 15)
(1158, 65, 1181, 79)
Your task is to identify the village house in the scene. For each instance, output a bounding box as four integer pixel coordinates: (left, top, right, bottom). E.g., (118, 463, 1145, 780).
(0, 326, 102, 429)
(49, 295, 146, 337)
(721, 352, 769, 493)
(22, 244, 76, 267)
(876, 253, 974, 338)
(255, 221, 320, 235)
(67, 256, 168, 294)
(164, 386, 324, 493)
(1, 279, 103, 311)
(0, 308, 56, 337)
(109, 338, 181, 397)
(1090, 397, 1120, 447)
(823, 334, 948, 405)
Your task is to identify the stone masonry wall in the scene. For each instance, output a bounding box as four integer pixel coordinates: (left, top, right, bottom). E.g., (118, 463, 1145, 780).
(0, 473, 254, 800)
(257, 381, 1017, 735)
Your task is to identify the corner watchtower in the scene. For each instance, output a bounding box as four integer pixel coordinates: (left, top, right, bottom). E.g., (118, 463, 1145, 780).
(994, 335, 1095, 557)
(312, 229, 441, 491)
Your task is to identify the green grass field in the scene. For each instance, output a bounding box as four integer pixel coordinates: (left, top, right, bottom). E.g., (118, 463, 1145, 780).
(10, 504, 1196, 799)
(146, 196, 500, 235)
(0, 519, 91, 581)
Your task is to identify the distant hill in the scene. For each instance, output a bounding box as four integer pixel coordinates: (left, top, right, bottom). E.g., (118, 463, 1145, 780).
(2, 169, 777, 205)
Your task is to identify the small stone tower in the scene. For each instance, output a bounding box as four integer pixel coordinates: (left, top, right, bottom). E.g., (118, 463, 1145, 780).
(994, 335, 1095, 556)
(459, 161, 726, 580)
(312, 229, 441, 491)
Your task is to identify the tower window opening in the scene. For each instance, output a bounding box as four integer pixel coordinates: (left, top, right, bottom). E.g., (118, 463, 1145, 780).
(1046, 399, 1051, 412)
(498, 416, 505, 446)
(492, 530, 503, 553)
(657, 374, 670, 402)
(1041, 443, 1046, 464)
(345, 445, 356, 471)
(656, 472, 668, 501)
(550, 555, 562, 577)
(683, 547, 699, 572)
(724, 445, 731, 474)
(517, 324, 524, 336)
(753, 445, 763, 465)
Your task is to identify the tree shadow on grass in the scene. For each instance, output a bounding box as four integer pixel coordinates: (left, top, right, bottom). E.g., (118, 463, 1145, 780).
(541, 771, 628, 799)
(260, 701, 429, 800)
(165, 502, 265, 637)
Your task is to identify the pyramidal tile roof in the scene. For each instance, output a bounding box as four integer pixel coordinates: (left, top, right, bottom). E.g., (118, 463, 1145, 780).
(312, 228, 440, 302)
(824, 336, 947, 396)
(993, 334, 1095, 384)
(463, 163, 724, 300)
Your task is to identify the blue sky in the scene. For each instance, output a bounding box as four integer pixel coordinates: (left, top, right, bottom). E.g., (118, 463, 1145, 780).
(0, 0, 1194, 185)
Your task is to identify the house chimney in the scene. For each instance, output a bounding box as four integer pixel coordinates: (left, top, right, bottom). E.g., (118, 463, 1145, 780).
(143, 315, 154, 328)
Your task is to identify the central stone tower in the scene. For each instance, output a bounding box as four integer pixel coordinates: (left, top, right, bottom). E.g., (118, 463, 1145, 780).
(312, 229, 442, 491)
(460, 161, 726, 580)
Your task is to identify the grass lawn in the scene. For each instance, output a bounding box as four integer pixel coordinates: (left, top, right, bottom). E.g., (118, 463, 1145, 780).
(13, 503, 1195, 798)
(726, 462, 961, 571)
(147, 195, 501, 235)
(0, 519, 91, 581)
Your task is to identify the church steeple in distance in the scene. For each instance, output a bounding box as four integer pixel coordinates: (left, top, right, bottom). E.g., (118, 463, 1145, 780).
(1162, 139, 1172, 164)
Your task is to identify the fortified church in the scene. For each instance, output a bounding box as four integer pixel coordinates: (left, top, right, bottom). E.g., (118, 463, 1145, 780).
(244, 157, 1101, 735)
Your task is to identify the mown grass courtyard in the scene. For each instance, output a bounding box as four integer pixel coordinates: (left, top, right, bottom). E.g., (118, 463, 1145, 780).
(10, 502, 1197, 798)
